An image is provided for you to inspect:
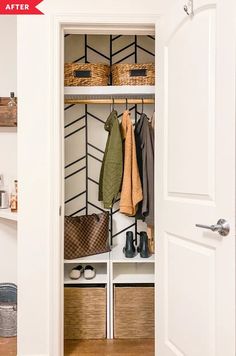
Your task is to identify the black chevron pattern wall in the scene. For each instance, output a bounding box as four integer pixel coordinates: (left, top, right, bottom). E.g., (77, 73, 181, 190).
(64, 35, 155, 245)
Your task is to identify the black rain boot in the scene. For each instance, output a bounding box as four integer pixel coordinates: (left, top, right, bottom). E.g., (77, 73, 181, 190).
(123, 231, 136, 258)
(138, 231, 150, 258)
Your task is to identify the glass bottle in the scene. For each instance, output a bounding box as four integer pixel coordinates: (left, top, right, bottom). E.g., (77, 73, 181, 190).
(10, 180, 18, 213)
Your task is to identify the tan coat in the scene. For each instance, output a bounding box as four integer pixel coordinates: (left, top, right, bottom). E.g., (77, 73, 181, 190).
(120, 110, 143, 216)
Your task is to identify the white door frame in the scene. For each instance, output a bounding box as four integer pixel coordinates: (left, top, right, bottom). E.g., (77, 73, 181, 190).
(50, 14, 159, 356)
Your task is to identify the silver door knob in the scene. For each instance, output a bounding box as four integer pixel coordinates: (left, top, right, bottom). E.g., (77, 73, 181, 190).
(195, 219, 230, 236)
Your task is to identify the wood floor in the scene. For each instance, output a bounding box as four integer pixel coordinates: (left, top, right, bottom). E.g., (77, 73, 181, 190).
(0, 337, 16, 355)
(65, 339, 155, 356)
(0, 338, 154, 356)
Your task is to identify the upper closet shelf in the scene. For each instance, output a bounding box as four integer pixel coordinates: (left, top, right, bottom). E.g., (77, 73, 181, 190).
(64, 85, 155, 102)
(0, 209, 17, 222)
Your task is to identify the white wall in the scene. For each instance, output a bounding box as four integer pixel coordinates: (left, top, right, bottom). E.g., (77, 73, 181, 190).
(0, 16, 17, 285)
(0, 16, 17, 96)
(17, 2, 161, 356)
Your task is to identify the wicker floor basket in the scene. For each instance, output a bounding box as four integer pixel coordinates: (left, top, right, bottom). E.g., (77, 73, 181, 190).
(0, 283, 17, 338)
(64, 286, 106, 339)
(112, 63, 155, 86)
(65, 63, 110, 86)
(114, 285, 154, 339)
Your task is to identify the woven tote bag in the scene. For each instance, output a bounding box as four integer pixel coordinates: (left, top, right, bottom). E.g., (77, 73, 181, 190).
(64, 212, 110, 259)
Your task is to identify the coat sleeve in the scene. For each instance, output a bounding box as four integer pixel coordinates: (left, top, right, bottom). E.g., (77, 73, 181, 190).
(144, 125, 154, 226)
(102, 119, 123, 209)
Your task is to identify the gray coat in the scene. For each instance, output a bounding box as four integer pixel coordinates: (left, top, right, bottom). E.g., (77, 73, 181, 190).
(135, 113, 154, 226)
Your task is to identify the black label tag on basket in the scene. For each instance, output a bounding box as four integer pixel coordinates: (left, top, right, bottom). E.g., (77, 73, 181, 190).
(130, 69, 147, 77)
(73, 70, 91, 78)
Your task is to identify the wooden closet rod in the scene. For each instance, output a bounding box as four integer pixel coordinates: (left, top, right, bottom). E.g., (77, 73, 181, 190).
(64, 98, 155, 105)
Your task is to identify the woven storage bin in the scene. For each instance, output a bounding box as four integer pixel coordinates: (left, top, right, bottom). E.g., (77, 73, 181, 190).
(114, 285, 154, 339)
(0, 283, 17, 337)
(112, 63, 155, 86)
(65, 63, 110, 86)
(64, 286, 106, 339)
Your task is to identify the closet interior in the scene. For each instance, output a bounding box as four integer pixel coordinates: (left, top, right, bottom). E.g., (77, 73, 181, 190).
(63, 30, 155, 347)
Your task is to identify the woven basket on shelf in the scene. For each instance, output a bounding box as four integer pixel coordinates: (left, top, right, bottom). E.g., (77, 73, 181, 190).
(114, 285, 154, 339)
(64, 286, 106, 339)
(112, 63, 155, 86)
(65, 63, 110, 86)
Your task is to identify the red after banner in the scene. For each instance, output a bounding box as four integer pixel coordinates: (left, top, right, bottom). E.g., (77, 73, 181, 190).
(0, 0, 43, 14)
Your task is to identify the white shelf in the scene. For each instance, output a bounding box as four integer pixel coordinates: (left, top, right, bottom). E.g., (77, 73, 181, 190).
(113, 263, 154, 284)
(64, 251, 110, 264)
(64, 275, 107, 284)
(110, 245, 154, 263)
(0, 209, 17, 221)
(64, 263, 107, 284)
(64, 85, 155, 99)
(113, 274, 154, 284)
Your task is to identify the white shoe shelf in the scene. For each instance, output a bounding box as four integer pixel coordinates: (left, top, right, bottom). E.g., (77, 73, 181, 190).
(64, 245, 155, 339)
(64, 262, 108, 285)
(64, 247, 154, 285)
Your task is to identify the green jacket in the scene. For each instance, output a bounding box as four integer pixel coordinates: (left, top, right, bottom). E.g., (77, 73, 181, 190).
(99, 110, 123, 209)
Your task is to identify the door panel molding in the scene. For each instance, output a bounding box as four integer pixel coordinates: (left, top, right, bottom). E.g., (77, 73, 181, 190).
(163, 7, 216, 204)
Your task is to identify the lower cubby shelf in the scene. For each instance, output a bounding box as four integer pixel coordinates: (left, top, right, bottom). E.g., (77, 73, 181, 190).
(64, 262, 108, 285)
(112, 262, 154, 284)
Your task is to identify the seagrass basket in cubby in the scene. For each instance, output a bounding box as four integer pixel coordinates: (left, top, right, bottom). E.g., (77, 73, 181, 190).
(114, 284, 154, 339)
(112, 63, 155, 85)
(64, 285, 106, 339)
(64, 63, 110, 86)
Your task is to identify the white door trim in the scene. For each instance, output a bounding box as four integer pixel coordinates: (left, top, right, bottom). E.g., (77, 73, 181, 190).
(50, 13, 159, 356)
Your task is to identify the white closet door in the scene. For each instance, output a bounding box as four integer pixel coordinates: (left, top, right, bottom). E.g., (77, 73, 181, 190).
(156, 0, 236, 355)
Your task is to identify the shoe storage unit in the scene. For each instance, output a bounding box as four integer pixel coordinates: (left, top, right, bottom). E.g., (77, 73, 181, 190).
(63, 32, 155, 340)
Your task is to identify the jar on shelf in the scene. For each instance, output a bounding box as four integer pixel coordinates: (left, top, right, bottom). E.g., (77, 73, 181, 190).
(10, 180, 18, 213)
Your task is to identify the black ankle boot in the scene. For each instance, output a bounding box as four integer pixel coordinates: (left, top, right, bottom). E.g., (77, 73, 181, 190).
(123, 231, 136, 258)
(138, 231, 150, 258)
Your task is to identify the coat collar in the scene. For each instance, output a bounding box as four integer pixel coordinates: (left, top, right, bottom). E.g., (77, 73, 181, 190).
(104, 110, 118, 132)
(120, 110, 132, 139)
(135, 113, 149, 135)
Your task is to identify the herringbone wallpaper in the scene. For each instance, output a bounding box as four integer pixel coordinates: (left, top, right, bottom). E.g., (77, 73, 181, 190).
(64, 34, 155, 246)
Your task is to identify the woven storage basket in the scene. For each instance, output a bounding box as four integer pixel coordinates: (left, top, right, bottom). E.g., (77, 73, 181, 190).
(65, 63, 110, 86)
(64, 286, 106, 339)
(112, 63, 155, 86)
(114, 285, 154, 339)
